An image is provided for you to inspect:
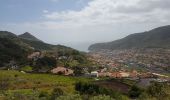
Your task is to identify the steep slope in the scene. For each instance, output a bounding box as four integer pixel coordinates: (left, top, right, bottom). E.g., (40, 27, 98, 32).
(0, 31, 17, 38)
(89, 25, 170, 51)
(18, 32, 74, 50)
(0, 37, 29, 67)
(20, 39, 52, 50)
(0, 31, 90, 69)
(0, 31, 33, 50)
(18, 32, 42, 42)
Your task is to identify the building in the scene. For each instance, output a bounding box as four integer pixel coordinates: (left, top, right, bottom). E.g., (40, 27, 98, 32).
(120, 71, 130, 77)
(110, 71, 130, 78)
(129, 70, 138, 78)
(91, 71, 99, 77)
(28, 52, 41, 60)
(51, 67, 74, 76)
(98, 72, 111, 77)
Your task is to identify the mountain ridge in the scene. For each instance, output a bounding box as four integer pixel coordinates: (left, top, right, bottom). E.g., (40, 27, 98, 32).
(18, 32, 42, 42)
(0, 31, 81, 67)
(0, 31, 77, 51)
(88, 25, 170, 51)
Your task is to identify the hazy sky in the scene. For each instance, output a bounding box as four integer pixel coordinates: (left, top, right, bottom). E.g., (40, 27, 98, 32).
(1, 0, 170, 51)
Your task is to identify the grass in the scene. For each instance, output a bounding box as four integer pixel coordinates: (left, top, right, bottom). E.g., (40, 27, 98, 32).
(0, 70, 132, 99)
(20, 66, 33, 72)
(0, 70, 93, 95)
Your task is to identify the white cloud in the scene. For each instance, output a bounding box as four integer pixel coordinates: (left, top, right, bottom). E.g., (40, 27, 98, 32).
(43, 10, 49, 13)
(45, 0, 170, 25)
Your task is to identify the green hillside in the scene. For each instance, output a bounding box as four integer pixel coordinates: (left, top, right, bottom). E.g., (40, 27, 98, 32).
(0, 70, 92, 99)
(0, 38, 29, 67)
(0, 31, 92, 71)
(18, 32, 42, 42)
(89, 25, 170, 51)
(0, 31, 17, 38)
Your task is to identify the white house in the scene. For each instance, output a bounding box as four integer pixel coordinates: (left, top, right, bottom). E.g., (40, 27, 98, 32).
(91, 71, 99, 77)
(119, 72, 130, 77)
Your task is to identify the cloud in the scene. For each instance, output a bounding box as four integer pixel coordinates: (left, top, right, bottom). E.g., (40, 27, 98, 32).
(43, 10, 49, 13)
(45, 0, 170, 25)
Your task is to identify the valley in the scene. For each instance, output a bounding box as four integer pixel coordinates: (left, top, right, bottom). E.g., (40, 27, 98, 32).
(1, 0, 170, 99)
(0, 25, 170, 100)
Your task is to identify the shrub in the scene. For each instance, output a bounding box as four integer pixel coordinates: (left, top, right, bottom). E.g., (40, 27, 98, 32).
(14, 74, 19, 78)
(0, 78, 10, 91)
(20, 66, 33, 72)
(57, 94, 82, 100)
(147, 82, 170, 100)
(128, 85, 143, 98)
(75, 82, 129, 100)
(7, 91, 39, 100)
(51, 87, 64, 100)
(90, 95, 114, 100)
(39, 91, 50, 100)
(75, 82, 100, 95)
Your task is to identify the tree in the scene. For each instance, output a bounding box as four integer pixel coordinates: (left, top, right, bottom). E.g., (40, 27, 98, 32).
(147, 82, 170, 100)
(90, 95, 114, 100)
(128, 85, 143, 98)
(39, 91, 50, 99)
(57, 94, 82, 100)
(73, 66, 84, 76)
(33, 56, 56, 72)
(0, 78, 10, 93)
(51, 88, 64, 100)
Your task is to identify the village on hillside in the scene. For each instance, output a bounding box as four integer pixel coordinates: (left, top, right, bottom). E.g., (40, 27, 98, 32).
(15, 49, 169, 88)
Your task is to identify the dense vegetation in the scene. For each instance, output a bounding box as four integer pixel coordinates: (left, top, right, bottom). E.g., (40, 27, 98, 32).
(89, 25, 170, 51)
(18, 32, 42, 42)
(75, 82, 129, 100)
(0, 31, 94, 72)
(32, 56, 57, 72)
(0, 38, 28, 67)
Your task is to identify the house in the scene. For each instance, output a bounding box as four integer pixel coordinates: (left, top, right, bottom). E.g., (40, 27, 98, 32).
(91, 71, 99, 77)
(110, 72, 122, 78)
(98, 72, 111, 77)
(51, 67, 74, 76)
(99, 68, 107, 73)
(152, 73, 169, 78)
(110, 71, 130, 78)
(58, 56, 67, 60)
(28, 52, 41, 60)
(129, 70, 138, 78)
(139, 72, 154, 78)
(120, 71, 130, 77)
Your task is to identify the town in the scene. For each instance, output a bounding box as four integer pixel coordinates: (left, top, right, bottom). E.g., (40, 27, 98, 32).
(20, 48, 170, 88)
(87, 48, 170, 86)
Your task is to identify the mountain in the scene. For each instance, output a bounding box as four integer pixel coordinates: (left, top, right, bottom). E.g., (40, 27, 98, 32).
(0, 31, 78, 51)
(18, 32, 42, 42)
(0, 31, 92, 70)
(0, 31, 84, 68)
(89, 25, 170, 51)
(0, 37, 29, 67)
(17, 32, 72, 50)
(0, 31, 17, 38)
(0, 31, 32, 50)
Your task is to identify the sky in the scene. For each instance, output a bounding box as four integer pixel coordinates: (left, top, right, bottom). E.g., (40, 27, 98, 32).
(0, 0, 170, 51)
